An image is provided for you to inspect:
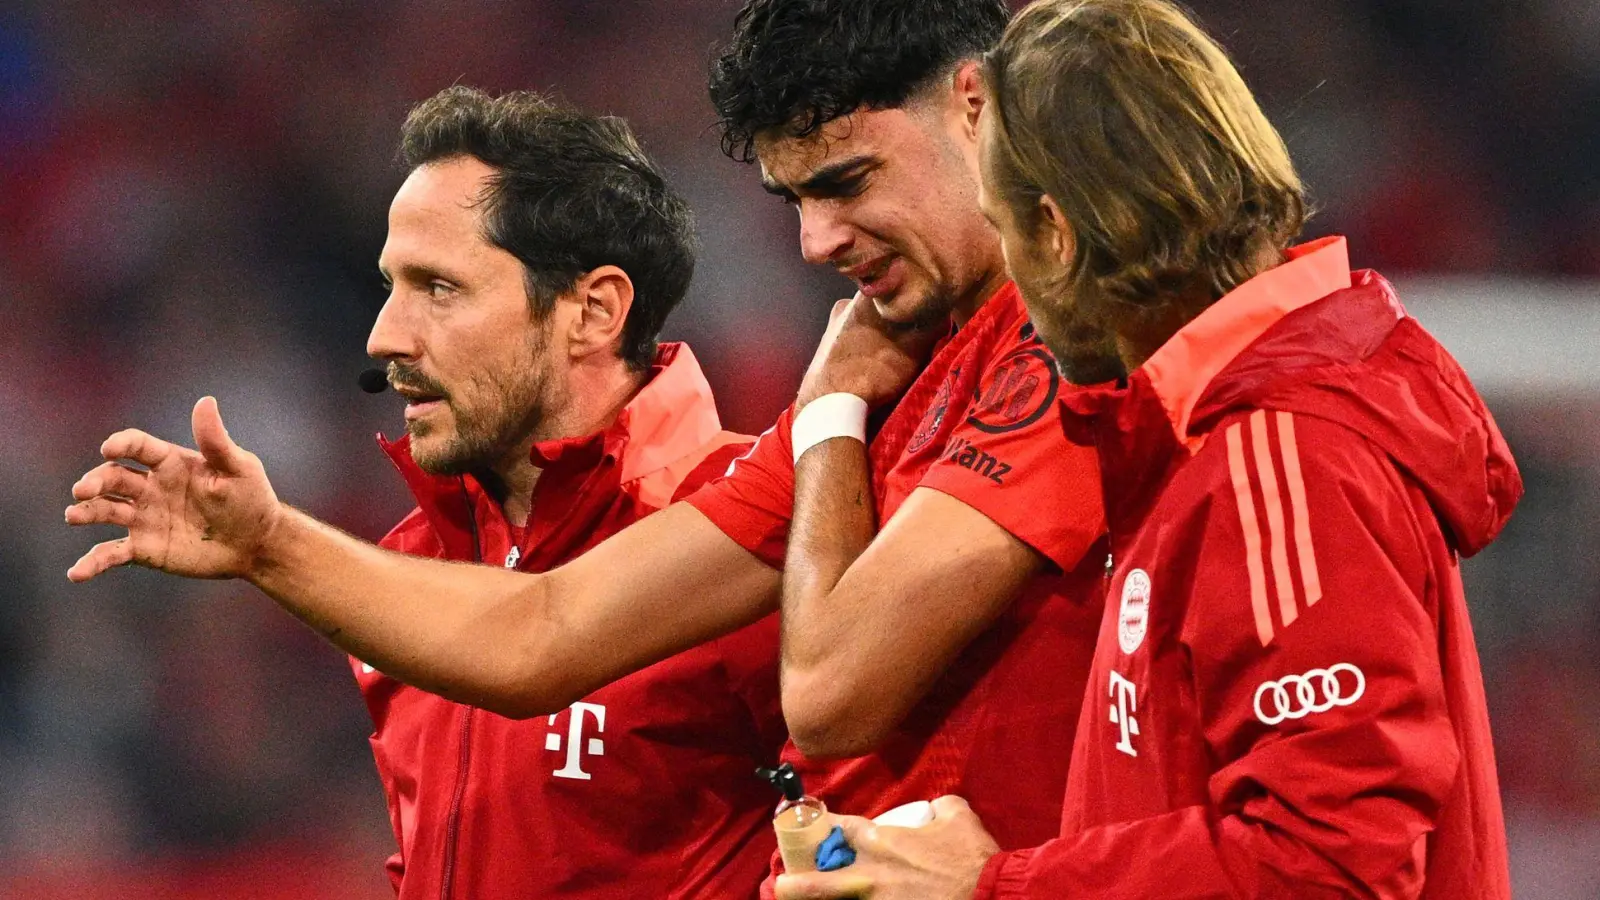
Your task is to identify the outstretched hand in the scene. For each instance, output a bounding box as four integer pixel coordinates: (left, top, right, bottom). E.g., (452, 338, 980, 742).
(65, 396, 284, 583)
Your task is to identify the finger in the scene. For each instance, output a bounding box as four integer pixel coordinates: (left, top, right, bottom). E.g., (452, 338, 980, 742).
(850, 289, 883, 318)
(65, 497, 136, 528)
(192, 396, 245, 475)
(101, 428, 174, 468)
(774, 870, 875, 900)
(829, 297, 853, 321)
(829, 814, 878, 849)
(66, 538, 136, 583)
(72, 461, 148, 502)
(929, 795, 974, 821)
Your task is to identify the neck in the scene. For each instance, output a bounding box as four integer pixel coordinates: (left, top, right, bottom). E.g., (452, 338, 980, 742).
(1114, 244, 1287, 373)
(950, 263, 1011, 326)
(1114, 304, 1199, 375)
(485, 356, 648, 527)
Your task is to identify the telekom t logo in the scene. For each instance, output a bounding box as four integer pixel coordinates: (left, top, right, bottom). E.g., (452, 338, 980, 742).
(546, 702, 606, 780)
(1108, 671, 1139, 757)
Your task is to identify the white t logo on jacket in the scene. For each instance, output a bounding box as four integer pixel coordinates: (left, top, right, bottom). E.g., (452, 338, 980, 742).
(1109, 671, 1140, 757)
(546, 702, 607, 780)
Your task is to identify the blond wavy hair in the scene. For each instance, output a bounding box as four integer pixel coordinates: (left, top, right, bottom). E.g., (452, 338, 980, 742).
(983, 0, 1306, 335)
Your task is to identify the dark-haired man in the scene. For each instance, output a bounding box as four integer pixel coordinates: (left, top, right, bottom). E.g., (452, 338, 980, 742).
(775, 2, 1518, 898)
(77, 86, 788, 899)
(66, 2, 1111, 888)
(692, 0, 1113, 876)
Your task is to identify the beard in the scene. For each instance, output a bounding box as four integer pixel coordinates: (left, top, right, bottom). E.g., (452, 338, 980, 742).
(888, 278, 962, 334)
(1011, 261, 1126, 386)
(1041, 317, 1126, 385)
(394, 324, 560, 476)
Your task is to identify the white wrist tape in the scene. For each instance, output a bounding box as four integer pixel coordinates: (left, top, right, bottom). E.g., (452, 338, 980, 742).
(792, 393, 869, 464)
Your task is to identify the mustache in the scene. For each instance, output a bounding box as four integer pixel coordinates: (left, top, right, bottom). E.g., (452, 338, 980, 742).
(387, 362, 450, 399)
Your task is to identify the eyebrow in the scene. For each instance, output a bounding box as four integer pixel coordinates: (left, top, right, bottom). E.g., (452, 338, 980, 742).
(761, 154, 877, 200)
(379, 263, 460, 287)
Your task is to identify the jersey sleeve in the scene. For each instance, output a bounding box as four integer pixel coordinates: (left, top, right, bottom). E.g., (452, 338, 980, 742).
(979, 412, 1460, 899)
(680, 408, 796, 569)
(917, 334, 1103, 571)
(671, 435, 757, 503)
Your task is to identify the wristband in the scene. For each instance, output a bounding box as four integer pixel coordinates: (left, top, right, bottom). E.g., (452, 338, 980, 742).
(791, 393, 869, 464)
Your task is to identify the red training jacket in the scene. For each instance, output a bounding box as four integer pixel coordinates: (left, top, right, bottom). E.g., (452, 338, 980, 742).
(685, 283, 1106, 895)
(354, 343, 786, 900)
(977, 237, 1518, 898)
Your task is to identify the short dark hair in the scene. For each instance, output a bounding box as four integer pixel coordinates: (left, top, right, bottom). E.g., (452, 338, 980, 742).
(709, 0, 1012, 162)
(399, 86, 696, 371)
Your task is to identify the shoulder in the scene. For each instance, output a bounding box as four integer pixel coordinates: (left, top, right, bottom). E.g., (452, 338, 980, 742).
(625, 430, 756, 509)
(672, 433, 758, 502)
(1180, 409, 1429, 585)
(966, 320, 1062, 438)
(1189, 409, 1403, 502)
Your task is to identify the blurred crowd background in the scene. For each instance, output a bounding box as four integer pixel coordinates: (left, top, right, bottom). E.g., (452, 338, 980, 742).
(1, 1, 1596, 897)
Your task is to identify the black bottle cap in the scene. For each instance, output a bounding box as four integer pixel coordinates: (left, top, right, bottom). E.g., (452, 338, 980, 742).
(756, 762, 805, 803)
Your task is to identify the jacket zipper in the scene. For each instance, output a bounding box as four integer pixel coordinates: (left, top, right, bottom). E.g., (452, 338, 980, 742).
(440, 478, 483, 900)
(439, 705, 474, 900)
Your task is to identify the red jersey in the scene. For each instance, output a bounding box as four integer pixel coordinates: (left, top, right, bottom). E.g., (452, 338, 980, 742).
(356, 344, 786, 900)
(977, 238, 1518, 898)
(685, 284, 1107, 872)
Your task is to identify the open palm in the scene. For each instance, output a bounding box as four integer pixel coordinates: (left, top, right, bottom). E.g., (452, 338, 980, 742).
(65, 397, 283, 582)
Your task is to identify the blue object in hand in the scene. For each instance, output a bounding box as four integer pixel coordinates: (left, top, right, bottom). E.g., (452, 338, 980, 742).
(815, 825, 857, 871)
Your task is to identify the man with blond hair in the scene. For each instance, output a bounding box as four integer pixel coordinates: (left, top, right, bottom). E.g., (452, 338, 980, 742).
(775, 2, 1517, 898)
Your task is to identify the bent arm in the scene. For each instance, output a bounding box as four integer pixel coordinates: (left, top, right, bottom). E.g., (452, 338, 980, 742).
(255, 501, 779, 718)
(782, 461, 1043, 757)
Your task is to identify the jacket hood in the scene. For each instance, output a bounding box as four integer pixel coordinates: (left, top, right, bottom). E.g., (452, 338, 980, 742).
(1174, 263, 1522, 557)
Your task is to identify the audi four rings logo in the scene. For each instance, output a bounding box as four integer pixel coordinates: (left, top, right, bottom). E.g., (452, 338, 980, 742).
(1253, 663, 1366, 725)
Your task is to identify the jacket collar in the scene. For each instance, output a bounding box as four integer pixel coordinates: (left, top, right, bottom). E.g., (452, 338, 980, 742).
(1140, 236, 1352, 450)
(378, 341, 722, 535)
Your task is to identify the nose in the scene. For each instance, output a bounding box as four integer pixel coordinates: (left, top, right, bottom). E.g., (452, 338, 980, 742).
(798, 201, 855, 266)
(366, 291, 421, 363)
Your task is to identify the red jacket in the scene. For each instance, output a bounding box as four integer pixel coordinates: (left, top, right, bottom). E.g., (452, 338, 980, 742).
(978, 237, 1518, 899)
(355, 343, 786, 900)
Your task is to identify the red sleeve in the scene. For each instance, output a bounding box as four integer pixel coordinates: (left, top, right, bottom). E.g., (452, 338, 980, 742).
(979, 413, 1459, 899)
(671, 435, 757, 503)
(917, 337, 1103, 570)
(681, 409, 796, 569)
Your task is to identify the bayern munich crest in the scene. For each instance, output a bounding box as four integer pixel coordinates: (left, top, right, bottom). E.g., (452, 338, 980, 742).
(1118, 569, 1151, 654)
(906, 373, 956, 454)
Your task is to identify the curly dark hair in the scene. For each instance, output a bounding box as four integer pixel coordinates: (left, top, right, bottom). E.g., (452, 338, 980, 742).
(400, 86, 697, 371)
(709, 0, 1012, 162)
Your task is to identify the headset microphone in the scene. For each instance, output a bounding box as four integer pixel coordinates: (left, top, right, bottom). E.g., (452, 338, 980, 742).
(358, 368, 389, 394)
